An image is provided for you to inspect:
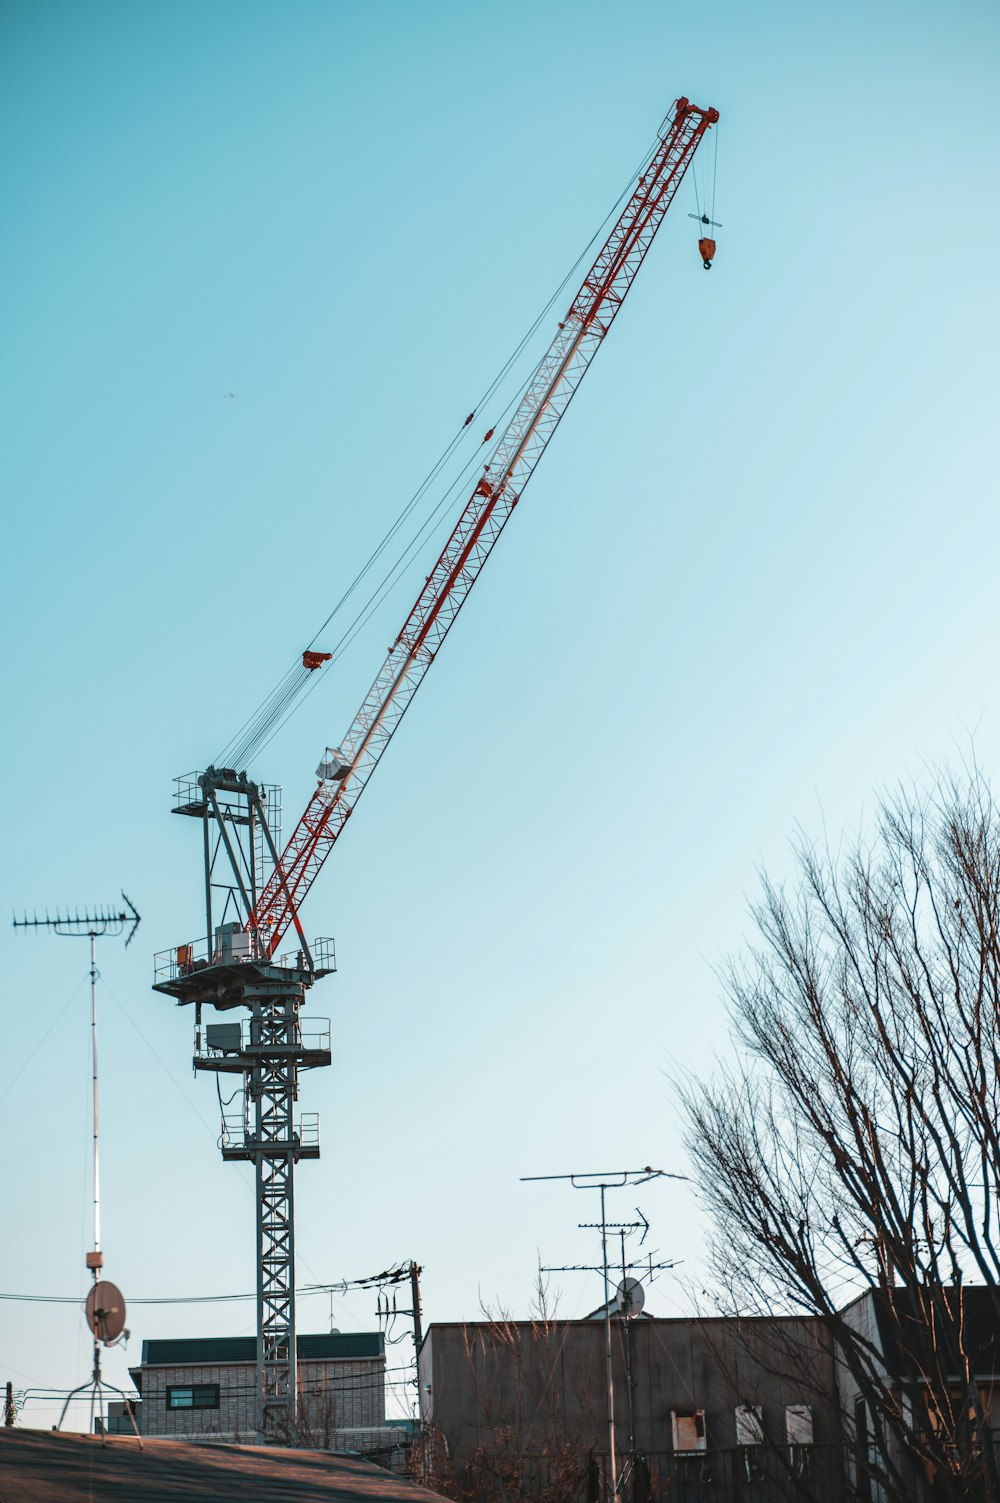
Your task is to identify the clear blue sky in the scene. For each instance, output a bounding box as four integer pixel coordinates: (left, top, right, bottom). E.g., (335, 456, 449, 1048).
(2, 0, 998, 1430)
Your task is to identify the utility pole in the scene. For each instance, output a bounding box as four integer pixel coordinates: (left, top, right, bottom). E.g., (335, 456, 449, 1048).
(409, 1261, 423, 1352)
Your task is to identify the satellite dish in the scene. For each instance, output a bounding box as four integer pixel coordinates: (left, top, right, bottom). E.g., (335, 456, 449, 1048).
(85, 1280, 127, 1345)
(617, 1276, 645, 1317)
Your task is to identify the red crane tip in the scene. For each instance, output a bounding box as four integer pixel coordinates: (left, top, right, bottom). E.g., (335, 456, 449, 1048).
(302, 650, 333, 671)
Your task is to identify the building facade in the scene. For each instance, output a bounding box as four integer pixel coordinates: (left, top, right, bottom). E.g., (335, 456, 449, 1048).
(123, 1331, 387, 1446)
(419, 1313, 843, 1501)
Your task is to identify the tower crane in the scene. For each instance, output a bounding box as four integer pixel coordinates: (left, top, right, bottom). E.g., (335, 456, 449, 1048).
(154, 94, 718, 1445)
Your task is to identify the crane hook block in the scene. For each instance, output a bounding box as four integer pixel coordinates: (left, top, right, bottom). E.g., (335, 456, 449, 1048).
(303, 650, 333, 671)
(698, 236, 716, 270)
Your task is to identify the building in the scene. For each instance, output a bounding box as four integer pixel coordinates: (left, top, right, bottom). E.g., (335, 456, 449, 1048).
(418, 1292, 1000, 1502)
(113, 1331, 392, 1450)
(419, 1312, 843, 1501)
(837, 1287, 1000, 1501)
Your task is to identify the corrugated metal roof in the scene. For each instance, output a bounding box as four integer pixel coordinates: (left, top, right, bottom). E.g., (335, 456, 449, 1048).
(140, 1332, 384, 1366)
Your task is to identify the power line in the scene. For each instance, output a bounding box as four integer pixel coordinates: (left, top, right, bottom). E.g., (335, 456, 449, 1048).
(0, 1264, 413, 1306)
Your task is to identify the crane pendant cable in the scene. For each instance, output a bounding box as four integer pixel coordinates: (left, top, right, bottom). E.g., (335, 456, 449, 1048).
(214, 126, 691, 775)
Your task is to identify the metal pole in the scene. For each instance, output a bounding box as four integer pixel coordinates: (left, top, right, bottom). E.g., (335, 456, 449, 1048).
(601, 1185, 616, 1501)
(13, 901, 141, 1445)
(202, 805, 214, 948)
(410, 1261, 423, 1352)
(89, 931, 105, 1437)
(620, 1230, 636, 1469)
(90, 933, 101, 1258)
(521, 1168, 681, 1503)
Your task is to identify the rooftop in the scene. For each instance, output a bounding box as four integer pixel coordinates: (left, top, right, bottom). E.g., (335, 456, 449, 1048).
(140, 1332, 384, 1367)
(0, 1430, 446, 1503)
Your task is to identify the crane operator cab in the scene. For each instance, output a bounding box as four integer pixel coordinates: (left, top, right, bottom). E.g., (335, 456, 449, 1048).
(688, 211, 721, 269)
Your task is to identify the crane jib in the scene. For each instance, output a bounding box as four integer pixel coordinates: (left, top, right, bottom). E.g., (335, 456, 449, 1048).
(248, 96, 718, 953)
(404, 492, 500, 657)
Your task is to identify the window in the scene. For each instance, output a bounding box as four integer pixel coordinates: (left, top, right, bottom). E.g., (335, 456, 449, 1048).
(786, 1404, 813, 1445)
(735, 1405, 764, 1445)
(167, 1384, 220, 1410)
(671, 1409, 707, 1453)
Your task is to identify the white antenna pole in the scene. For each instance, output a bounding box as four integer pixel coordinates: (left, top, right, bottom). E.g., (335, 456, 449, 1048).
(90, 931, 101, 1259)
(88, 929, 103, 1439)
(14, 898, 142, 1445)
(599, 1183, 616, 1501)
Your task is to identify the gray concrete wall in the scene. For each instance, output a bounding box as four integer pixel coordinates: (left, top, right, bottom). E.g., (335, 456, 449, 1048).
(420, 1315, 839, 1461)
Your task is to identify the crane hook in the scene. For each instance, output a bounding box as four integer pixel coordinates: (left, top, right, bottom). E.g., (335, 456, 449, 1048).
(689, 214, 721, 271)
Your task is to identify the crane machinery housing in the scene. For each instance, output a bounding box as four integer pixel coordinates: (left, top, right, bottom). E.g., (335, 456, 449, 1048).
(153, 94, 719, 1445)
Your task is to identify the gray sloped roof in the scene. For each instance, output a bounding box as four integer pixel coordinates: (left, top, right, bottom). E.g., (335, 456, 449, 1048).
(0, 1430, 447, 1503)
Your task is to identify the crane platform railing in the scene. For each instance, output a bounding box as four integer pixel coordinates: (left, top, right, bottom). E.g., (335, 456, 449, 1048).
(153, 934, 336, 986)
(220, 1111, 320, 1158)
(194, 1016, 332, 1064)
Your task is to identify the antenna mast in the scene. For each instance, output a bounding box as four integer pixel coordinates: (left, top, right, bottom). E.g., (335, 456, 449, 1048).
(13, 895, 141, 1442)
(522, 1166, 684, 1500)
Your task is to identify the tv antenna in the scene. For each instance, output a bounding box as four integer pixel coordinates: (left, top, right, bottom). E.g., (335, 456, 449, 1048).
(13, 894, 142, 1443)
(522, 1167, 686, 1501)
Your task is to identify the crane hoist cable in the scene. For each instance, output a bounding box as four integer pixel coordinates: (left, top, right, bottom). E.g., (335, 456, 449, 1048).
(215, 138, 665, 773)
(689, 122, 721, 268)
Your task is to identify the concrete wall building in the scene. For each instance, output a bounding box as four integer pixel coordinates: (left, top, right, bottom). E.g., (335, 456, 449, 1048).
(419, 1314, 843, 1501)
(836, 1288, 1000, 1501)
(123, 1332, 386, 1446)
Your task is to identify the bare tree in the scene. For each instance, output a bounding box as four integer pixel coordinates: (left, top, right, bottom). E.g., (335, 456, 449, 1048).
(681, 768, 1000, 1502)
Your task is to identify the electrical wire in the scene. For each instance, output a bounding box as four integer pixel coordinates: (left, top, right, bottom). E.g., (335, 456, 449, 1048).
(97, 976, 254, 1194)
(21, 1369, 417, 1402)
(0, 976, 86, 1107)
(0, 1265, 412, 1305)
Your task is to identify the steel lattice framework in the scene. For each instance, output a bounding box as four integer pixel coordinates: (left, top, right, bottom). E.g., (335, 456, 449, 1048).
(253, 989, 301, 1433)
(249, 96, 718, 957)
(154, 771, 330, 1444)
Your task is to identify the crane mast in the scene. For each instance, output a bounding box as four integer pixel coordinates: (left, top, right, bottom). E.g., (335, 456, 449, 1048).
(249, 95, 719, 957)
(155, 94, 718, 1447)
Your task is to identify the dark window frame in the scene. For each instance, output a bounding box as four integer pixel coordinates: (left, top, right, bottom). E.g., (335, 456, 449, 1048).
(167, 1383, 220, 1410)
